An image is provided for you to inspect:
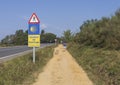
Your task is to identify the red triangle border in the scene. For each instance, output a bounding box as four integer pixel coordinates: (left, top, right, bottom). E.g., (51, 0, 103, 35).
(28, 13, 40, 24)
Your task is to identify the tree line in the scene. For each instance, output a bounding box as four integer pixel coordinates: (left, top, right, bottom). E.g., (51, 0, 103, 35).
(64, 9, 120, 50)
(1, 9, 120, 48)
(0, 29, 56, 46)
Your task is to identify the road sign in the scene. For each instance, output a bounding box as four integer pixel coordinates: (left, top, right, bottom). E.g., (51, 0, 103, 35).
(28, 24, 40, 35)
(28, 13, 40, 63)
(28, 13, 40, 24)
(28, 13, 40, 47)
(28, 35, 40, 47)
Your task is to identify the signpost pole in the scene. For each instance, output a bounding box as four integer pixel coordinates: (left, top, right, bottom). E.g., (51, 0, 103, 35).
(33, 47, 35, 63)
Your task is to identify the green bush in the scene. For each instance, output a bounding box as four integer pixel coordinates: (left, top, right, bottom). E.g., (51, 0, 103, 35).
(74, 9, 120, 50)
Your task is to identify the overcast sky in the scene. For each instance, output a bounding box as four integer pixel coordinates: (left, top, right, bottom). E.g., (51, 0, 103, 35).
(0, 0, 120, 40)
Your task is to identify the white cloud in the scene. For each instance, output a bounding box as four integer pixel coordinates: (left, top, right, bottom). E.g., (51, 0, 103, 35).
(40, 23, 47, 29)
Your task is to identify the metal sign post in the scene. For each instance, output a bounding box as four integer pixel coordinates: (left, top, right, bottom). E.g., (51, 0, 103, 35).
(33, 47, 35, 63)
(28, 13, 40, 63)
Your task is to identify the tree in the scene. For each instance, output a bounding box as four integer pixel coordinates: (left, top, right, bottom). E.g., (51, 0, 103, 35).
(62, 30, 74, 43)
(41, 30, 45, 43)
(1, 35, 10, 45)
(13, 29, 25, 45)
(40, 29, 57, 43)
(74, 8, 120, 49)
(41, 29, 45, 35)
(1, 29, 28, 45)
(43, 33, 56, 43)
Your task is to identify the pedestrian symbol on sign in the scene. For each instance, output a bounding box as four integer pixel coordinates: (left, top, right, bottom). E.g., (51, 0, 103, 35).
(33, 17, 36, 21)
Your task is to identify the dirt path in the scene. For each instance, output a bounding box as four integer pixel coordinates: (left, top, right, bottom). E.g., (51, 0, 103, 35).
(33, 45, 93, 85)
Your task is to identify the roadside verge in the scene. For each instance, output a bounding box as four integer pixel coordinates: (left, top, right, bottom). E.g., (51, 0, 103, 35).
(0, 45, 55, 85)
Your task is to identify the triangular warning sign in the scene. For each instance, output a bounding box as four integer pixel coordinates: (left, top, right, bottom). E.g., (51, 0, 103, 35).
(28, 13, 40, 24)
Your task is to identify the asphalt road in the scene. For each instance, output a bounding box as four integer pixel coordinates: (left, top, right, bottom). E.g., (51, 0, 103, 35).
(0, 44, 52, 59)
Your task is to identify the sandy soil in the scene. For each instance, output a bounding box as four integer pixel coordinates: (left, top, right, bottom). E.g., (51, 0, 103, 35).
(32, 45, 93, 85)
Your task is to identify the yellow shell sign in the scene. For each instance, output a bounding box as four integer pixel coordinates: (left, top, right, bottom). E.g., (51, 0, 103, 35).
(28, 35, 40, 47)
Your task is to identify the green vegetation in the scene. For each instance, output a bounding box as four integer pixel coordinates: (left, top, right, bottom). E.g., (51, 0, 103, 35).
(74, 9, 120, 50)
(1, 30, 28, 46)
(0, 45, 55, 85)
(61, 29, 74, 43)
(68, 43, 120, 85)
(41, 30, 56, 43)
(0, 29, 56, 46)
(66, 9, 120, 85)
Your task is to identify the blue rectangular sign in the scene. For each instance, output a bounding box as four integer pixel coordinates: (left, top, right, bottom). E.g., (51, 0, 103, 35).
(28, 24, 40, 35)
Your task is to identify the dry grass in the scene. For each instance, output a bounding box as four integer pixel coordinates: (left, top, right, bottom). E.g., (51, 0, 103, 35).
(67, 43, 120, 85)
(0, 45, 55, 85)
